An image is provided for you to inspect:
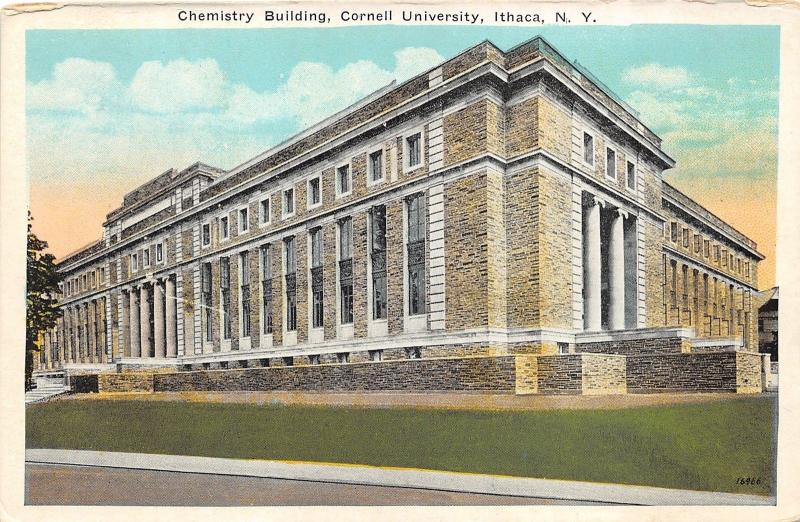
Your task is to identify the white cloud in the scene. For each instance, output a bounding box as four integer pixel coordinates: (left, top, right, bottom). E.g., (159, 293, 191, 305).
(623, 63, 691, 89)
(127, 58, 227, 113)
(27, 58, 120, 113)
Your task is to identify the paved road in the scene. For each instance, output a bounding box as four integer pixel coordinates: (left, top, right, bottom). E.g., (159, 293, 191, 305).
(25, 463, 590, 506)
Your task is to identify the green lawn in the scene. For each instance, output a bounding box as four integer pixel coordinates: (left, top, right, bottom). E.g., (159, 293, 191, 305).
(26, 395, 776, 495)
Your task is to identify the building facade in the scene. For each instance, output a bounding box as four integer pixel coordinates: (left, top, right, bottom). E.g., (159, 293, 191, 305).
(34, 37, 764, 382)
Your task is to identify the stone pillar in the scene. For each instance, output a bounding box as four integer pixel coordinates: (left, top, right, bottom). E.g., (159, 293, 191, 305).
(166, 276, 177, 358)
(153, 280, 166, 358)
(130, 288, 141, 358)
(608, 209, 626, 330)
(583, 198, 602, 331)
(140, 283, 152, 357)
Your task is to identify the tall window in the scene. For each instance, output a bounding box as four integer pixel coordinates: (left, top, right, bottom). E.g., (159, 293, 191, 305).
(308, 176, 321, 207)
(201, 262, 213, 342)
(669, 260, 677, 307)
(259, 198, 270, 225)
(704, 239, 710, 258)
(285, 236, 297, 331)
(260, 245, 273, 334)
(283, 188, 295, 218)
(337, 164, 351, 196)
(694, 234, 701, 253)
(407, 193, 426, 316)
(220, 257, 231, 340)
(406, 132, 422, 169)
(370, 205, 387, 320)
(670, 222, 678, 242)
(369, 149, 384, 182)
(220, 216, 230, 240)
(681, 265, 689, 308)
(239, 208, 249, 233)
(626, 161, 636, 190)
(143, 248, 150, 267)
(682, 228, 689, 248)
(310, 228, 324, 328)
(605, 148, 616, 179)
(702, 273, 709, 314)
(202, 223, 211, 246)
(339, 217, 354, 324)
(583, 132, 594, 165)
(240, 252, 251, 338)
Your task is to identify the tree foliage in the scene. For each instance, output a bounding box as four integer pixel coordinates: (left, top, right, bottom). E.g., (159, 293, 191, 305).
(26, 212, 62, 390)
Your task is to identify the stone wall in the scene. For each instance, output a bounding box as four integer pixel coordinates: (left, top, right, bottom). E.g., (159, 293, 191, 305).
(70, 374, 98, 393)
(154, 355, 521, 394)
(577, 335, 687, 356)
(98, 373, 154, 393)
(626, 351, 758, 393)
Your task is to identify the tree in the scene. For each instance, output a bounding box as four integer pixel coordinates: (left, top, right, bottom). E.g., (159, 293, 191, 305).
(26, 212, 62, 391)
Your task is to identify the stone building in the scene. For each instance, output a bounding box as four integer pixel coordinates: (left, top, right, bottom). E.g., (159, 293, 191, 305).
(33, 37, 767, 394)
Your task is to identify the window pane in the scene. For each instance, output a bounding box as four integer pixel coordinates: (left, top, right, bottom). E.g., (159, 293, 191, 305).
(606, 148, 615, 178)
(370, 150, 383, 181)
(583, 133, 593, 164)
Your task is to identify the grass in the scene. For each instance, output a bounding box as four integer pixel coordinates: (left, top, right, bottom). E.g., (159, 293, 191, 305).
(26, 395, 776, 495)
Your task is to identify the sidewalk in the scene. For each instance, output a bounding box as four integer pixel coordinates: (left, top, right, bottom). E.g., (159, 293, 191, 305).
(25, 449, 775, 506)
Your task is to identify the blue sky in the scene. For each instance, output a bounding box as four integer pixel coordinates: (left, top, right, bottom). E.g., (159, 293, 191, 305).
(26, 25, 780, 284)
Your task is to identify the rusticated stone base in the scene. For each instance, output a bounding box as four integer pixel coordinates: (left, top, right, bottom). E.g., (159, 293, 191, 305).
(98, 373, 154, 393)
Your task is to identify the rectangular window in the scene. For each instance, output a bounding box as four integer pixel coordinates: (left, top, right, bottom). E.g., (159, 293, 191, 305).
(369, 149, 384, 182)
(143, 248, 150, 267)
(202, 223, 211, 247)
(283, 188, 295, 218)
(694, 234, 701, 254)
(704, 239, 710, 258)
(240, 252, 250, 338)
(605, 148, 616, 179)
(156, 242, 164, 263)
(682, 265, 689, 308)
(91, 271, 96, 287)
(99, 267, 105, 283)
(714, 245, 720, 262)
(626, 161, 636, 190)
(336, 164, 351, 197)
(407, 193, 426, 316)
(131, 252, 138, 273)
(201, 262, 213, 342)
(370, 205, 388, 320)
(669, 260, 677, 307)
(406, 132, 422, 170)
(730, 253, 735, 270)
(682, 228, 689, 248)
(259, 198, 270, 225)
(722, 249, 728, 267)
(583, 132, 594, 165)
(310, 228, 324, 329)
(220, 257, 231, 340)
(670, 222, 678, 243)
(259, 244, 273, 334)
(239, 208, 249, 233)
(736, 258, 741, 273)
(745, 262, 750, 278)
(339, 217, 354, 325)
(308, 176, 321, 208)
(220, 216, 230, 240)
(284, 236, 297, 331)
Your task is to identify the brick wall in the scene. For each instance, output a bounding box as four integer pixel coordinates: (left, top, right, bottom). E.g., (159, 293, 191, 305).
(626, 352, 753, 393)
(577, 335, 686, 355)
(98, 373, 154, 393)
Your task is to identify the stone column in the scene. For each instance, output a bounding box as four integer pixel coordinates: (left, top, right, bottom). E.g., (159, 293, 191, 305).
(130, 288, 141, 358)
(140, 283, 152, 357)
(608, 209, 626, 330)
(583, 197, 602, 331)
(153, 280, 166, 358)
(166, 276, 177, 358)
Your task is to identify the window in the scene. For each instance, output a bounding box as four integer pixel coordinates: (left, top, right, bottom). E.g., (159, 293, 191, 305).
(336, 164, 351, 197)
(626, 161, 636, 190)
(90, 272, 96, 288)
(239, 207, 249, 233)
(407, 193, 426, 316)
(201, 262, 213, 342)
(704, 239, 710, 258)
(307, 176, 322, 208)
(583, 132, 594, 165)
(310, 228, 324, 328)
(605, 147, 616, 180)
(99, 267, 105, 283)
(143, 248, 150, 267)
(220, 216, 230, 241)
(156, 242, 164, 264)
(682, 228, 689, 248)
(736, 258, 741, 274)
(745, 262, 751, 278)
(282, 188, 295, 218)
(220, 257, 231, 340)
(284, 236, 297, 331)
(405, 131, 423, 170)
(714, 245, 720, 262)
(722, 249, 728, 267)
(202, 223, 211, 247)
(339, 217, 354, 325)
(682, 265, 689, 308)
(260, 244, 273, 335)
(259, 198, 271, 225)
(240, 252, 250, 338)
(368, 149, 384, 183)
(670, 222, 678, 243)
(730, 253, 735, 270)
(131, 252, 138, 273)
(370, 205, 388, 320)
(694, 234, 701, 254)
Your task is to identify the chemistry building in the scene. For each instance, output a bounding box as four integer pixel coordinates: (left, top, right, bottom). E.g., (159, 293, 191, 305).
(34, 37, 769, 395)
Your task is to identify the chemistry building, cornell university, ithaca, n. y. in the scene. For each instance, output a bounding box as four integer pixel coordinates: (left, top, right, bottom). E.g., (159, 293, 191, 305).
(33, 37, 770, 396)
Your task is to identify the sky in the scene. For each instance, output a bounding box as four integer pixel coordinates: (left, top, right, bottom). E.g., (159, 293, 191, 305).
(26, 25, 779, 288)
